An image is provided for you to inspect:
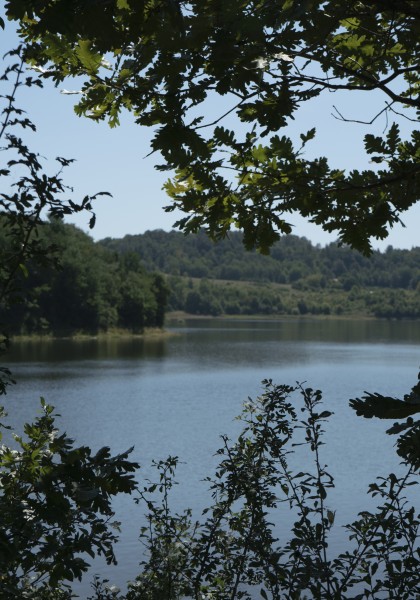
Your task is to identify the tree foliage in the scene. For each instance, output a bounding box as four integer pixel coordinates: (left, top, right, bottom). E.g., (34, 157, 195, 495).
(1, 379, 419, 598)
(0, 401, 139, 596)
(0, 48, 140, 596)
(111, 381, 419, 599)
(350, 373, 420, 470)
(5, 0, 419, 253)
(1, 219, 168, 336)
(101, 229, 420, 318)
(101, 230, 420, 290)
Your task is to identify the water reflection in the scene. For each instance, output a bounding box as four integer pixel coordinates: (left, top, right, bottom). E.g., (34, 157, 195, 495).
(6, 335, 170, 362)
(5, 318, 420, 365)
(169, 316, 420, 344)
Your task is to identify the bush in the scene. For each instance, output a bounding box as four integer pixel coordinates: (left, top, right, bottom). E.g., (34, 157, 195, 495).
(127, 381, 419, 599)
(0, 402, 139, 596)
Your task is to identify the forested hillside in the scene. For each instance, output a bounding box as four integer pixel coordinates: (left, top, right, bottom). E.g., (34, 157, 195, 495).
(101, 230, 420, 319)
(101, 230, 420, 288)
(1, 219, 168, 336)
(4, 223, 418, 334)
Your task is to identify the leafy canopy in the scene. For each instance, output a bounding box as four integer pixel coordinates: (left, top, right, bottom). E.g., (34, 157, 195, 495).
(5, 0, 420, 253)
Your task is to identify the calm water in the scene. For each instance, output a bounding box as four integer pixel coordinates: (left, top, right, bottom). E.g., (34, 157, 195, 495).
(2, 318, 420, 596)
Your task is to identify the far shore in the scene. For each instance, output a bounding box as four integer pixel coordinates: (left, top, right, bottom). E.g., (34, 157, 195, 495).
(165, 311, 378, 322)
(9, 311, 410, 342)
(9, 327, 175, 343)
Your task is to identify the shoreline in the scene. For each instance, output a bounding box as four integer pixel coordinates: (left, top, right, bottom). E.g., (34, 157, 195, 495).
(165, 311, 379, 322)
(8, 327, 175, 343)
(8, 312, 416, 342)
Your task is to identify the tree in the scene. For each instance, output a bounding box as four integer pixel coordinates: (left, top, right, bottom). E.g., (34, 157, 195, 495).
(0, 47, 139, 595)
(5, 0, 419, 254)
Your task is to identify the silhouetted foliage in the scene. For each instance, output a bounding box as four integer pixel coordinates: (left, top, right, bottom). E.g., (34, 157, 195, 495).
(6, 0, 419, 254)
(0, 401, 139, 596)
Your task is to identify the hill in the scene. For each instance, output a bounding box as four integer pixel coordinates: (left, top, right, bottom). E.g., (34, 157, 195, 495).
(100, 231, 420, 319)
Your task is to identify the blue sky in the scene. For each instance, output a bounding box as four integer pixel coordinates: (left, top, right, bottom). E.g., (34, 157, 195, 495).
(1, 19, 419, 250)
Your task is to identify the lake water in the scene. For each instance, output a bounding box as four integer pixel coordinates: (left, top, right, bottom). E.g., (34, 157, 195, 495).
(2, 318, 420, 596)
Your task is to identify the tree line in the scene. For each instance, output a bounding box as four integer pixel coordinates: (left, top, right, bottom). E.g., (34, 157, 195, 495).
(3, 222, 418, 337)
(101, 230, 420, 319)
(0, 218, 168, 336)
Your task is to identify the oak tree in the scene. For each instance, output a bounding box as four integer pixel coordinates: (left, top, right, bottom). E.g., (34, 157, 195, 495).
(5, 0, 419, 253)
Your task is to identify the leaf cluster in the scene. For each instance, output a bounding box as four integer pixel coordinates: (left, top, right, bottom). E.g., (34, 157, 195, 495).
(0, 400, 139, 595)
(5, 0, 420, 253)
(350, 369, 420, 469)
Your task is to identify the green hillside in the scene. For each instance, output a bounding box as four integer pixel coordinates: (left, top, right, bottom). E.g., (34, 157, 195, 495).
(100, 231, 420, 319)
(3, 222, 418, 333)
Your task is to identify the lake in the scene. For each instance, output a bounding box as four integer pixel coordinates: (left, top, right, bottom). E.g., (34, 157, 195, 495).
(2, 317, 420, 596)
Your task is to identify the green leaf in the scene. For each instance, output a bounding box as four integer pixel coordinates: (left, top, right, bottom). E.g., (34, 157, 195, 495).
(364, 134, 387, 155)
(386, 123, 401, 155)
(327, 509, 335, 525)
(300, 128, 316, 144)
(318, 483, 327, 500)
(18, 263, 28, 278)
(252, 144, 267, 162)
(319, 410, 333, 419)
(75, 40, 102, 75)
(350, 393, 420, 420)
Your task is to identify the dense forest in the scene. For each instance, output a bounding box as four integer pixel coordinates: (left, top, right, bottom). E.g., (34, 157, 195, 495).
(3, 223, 419, 337)
(101, 230, 420, 319)
(0, 219, 168, 336)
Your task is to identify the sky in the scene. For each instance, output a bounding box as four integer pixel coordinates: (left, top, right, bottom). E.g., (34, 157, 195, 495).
(1, 19, 419, 251)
